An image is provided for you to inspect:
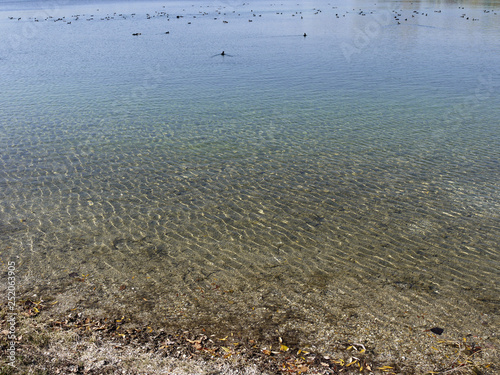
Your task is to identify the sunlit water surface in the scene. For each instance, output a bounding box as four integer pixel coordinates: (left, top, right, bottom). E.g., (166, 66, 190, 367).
(0, 0, 499, 360)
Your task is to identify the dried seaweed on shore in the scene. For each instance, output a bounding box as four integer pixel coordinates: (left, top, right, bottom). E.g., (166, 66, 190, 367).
(0, 298, 497, 375)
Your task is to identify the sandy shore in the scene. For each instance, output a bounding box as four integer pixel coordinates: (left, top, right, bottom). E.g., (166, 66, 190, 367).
(0, 291, 497, 375)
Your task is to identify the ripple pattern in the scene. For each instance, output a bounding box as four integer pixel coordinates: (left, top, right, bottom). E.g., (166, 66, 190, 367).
(1, 98, 499, 345)
(0, 0, 499, 356)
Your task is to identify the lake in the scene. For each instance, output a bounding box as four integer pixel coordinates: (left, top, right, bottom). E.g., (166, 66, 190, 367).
(0, 0, 499, 371)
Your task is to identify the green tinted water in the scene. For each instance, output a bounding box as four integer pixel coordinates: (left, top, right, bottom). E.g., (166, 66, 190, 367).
(0, 0, 499, 359)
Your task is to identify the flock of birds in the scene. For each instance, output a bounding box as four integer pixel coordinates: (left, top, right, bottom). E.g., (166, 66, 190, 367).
(6, 2, 497, 45)
(7, 2, 498, 26)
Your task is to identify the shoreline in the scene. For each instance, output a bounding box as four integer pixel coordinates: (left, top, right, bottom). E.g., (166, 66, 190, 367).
(0, 290, 497, 374)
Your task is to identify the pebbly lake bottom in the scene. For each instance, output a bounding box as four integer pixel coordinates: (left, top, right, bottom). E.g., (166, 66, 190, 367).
(1, 0, 499, 372)
(1, 256, 498, 374)
(2, 183, 499, 373)
(2, 107, 498, 372)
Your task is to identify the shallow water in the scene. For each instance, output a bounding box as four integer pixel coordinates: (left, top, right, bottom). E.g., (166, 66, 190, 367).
(1, 0, 499, 359)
